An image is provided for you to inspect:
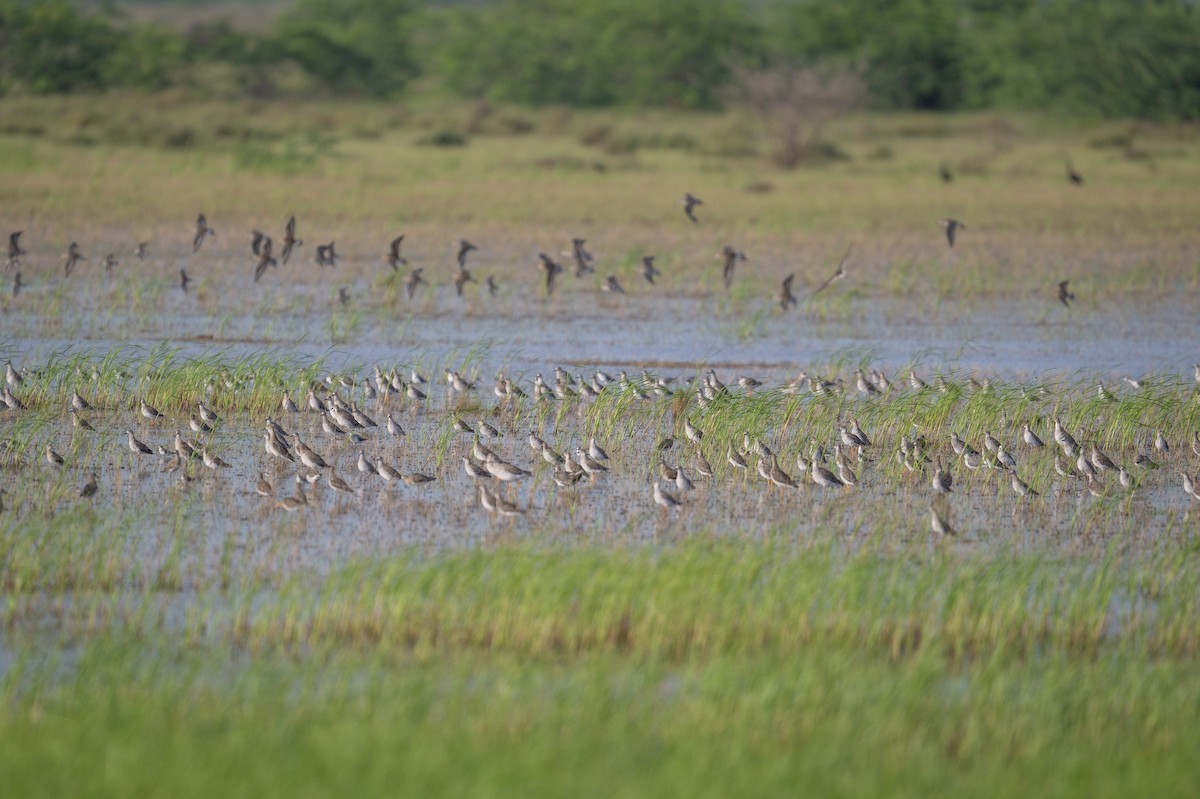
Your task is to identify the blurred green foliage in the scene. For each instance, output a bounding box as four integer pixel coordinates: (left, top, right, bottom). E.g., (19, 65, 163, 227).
(0, 0, 1198, 118)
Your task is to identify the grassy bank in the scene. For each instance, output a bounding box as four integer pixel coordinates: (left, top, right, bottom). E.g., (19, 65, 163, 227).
(3, 539, 1200, 797)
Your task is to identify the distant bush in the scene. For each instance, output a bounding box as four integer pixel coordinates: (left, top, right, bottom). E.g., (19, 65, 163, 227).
(0, 0, 1198, 120)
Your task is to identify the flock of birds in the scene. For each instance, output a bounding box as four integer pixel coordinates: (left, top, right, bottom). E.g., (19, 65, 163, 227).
(2, 155, 1164, 538)
(3, 166, 1086, 310)
(4, 345, 1200, 538)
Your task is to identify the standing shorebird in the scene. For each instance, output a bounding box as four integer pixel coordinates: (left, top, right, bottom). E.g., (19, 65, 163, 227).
(134, 242, 148, 260)
(103, 253, 119, 275)
(811, 457, 845, 489)
(80, 472, 98, 499)
(140, 398, 163, 421)
(537, 253, 563, 296)
(484, 275, 498, 297)
(1057, 280, 1075, 308)
(641, 255, 660, 285)
(62, 242, 85, 276)
(280, 215, 302, 264)
(455, 239, 477, 269)
(681, 193, 703, 223)
(45, 443, 64, 468)
(602, 275, 624, 294)
(126, 429, 153, 459)
(384, 235, 407, 271)
(811, 246, 850, 296)
(939, 219, 964, 248)
(179, 268, 192, 293)
(6, 230, 25, 268)
(718, 245, 745, 290)
(193, 213, 215, 252)
(778, 275, 797, 310)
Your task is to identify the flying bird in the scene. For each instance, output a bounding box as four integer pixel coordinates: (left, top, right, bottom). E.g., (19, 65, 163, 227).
(603, 275, 624, 294)
(939, 219, 964, 248)
(12, 271, 22, 298)
(779, 274, 797, 310)
(485, 275, 498, 297)
(568, 238, 594, 277)
(1057, 280, 1075, 308)
(456, 239, 477, 269)
(454, 268, 475, 297)
(719, 245, 746, 290)
(6, 231, 25, 268)
(280, 215, 302, 264)
(384, 235, 407, 271)
(180, 268, 191, 293)
(811, 245, 851, 296)
(250, 230, 266, 256)
(1067, 159, 1084, 186)
(681, 193, 703, 223)
(538, 253, 563, 296)
(641, 255, 660, 285)
(133, 241, 148, 260)
(62, 242, 84, 276)
(404, 267, 425, 299)
(254, 237, 276, 282)
(314, 241, 337, 268)
(193, 213, 214, 252)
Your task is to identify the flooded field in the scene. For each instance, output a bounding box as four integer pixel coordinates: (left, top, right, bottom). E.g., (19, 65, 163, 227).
(3, 116, 1200, 797)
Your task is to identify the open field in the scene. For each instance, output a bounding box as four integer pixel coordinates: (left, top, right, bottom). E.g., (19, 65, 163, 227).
(2, 98, 1200, 795)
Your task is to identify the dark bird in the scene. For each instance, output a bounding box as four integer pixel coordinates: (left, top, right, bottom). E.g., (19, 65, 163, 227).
(1067, 159, 1084, 186)
(1057, 280, 1075, 308)
(314, 241, 337, 268)
(779, 274, 797, 310)
(538, 253, 563, 296)
(384, 235, 407, 271)
(485, 275, 498, 297)
(280, 215, 302, 264)
(603, 275, 624, 294)
(250, 229, 266, 256)
(454, 267, 475, 297)
(939, 162, 953, 183)
(719, 245, 746, 290)
(641, 255, 660, 285)
(12, 271, 23, 298)
(569, 238, 594, 277)
(134, 242, 148, 260)
(180, 268, 191, 293)
(681, 193, 703, 223)
(456, 239, 477, 269)
(939, 218, 964, 248)
(404, 267, 425, 299)
(338, 287, 350, 306)
(7, 230, 25, 268)
(103, 253, 118, 275)
(63, 242, 85, 276)
(254, 237, 277, 282)
(80, 471, 98, 499)
(811, 246, 851, 297)
(193, 213, 214, 252)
